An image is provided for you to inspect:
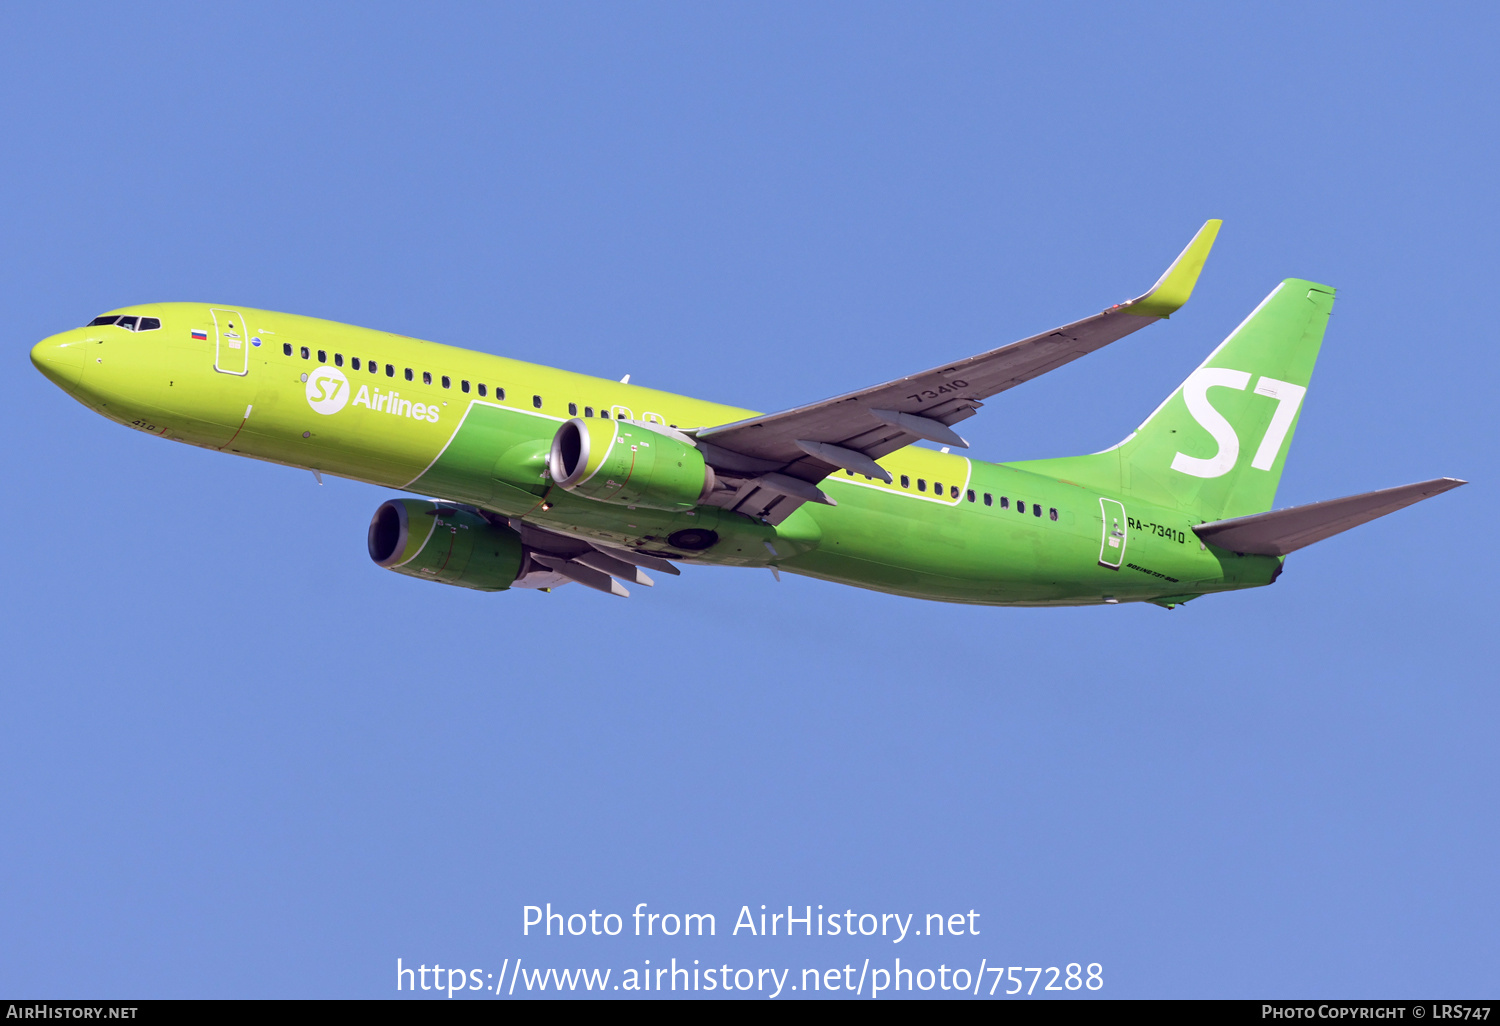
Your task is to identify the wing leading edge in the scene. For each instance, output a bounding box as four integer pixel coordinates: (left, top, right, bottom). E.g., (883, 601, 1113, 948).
(693, 219, 1223, 524)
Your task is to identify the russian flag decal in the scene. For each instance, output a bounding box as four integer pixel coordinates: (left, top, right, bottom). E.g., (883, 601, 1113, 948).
(191, 330, 208, 340)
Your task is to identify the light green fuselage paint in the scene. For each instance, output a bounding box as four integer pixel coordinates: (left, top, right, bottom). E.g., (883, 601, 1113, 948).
(31, 301, 1290, 607)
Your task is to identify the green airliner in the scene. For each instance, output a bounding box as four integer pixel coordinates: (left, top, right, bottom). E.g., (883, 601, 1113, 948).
(29, 221, 1463, 606)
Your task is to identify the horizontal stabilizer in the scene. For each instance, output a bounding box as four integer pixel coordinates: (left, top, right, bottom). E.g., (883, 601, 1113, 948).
(1193, 478, 1466, 556)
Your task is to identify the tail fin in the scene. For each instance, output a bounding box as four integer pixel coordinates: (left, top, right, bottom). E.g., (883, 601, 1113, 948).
(1030, 279, 1334, 521)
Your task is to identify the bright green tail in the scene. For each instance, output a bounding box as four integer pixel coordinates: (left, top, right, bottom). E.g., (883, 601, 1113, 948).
(1023, 279, 1334, 521)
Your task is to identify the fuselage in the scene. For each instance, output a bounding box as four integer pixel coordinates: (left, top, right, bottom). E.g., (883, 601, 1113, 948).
(30, 303, 1278, 606)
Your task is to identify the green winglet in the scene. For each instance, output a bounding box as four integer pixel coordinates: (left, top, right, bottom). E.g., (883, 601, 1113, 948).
(1127, 219, 1222, 318)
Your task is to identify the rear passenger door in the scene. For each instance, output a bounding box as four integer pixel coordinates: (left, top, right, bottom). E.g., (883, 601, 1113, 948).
(1098, 497, 1128, 569)
(212, 308, 249, 375)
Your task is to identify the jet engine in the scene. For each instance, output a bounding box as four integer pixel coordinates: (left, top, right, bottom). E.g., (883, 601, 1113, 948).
(547, 418, 714, 511)
(368, 498, 525, 591)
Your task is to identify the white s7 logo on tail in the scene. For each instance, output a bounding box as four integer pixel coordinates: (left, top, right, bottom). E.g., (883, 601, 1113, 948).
(1170, 368, 1306, 479)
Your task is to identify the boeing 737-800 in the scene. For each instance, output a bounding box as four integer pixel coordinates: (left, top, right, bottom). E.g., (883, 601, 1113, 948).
(29, 221, 1463, 605)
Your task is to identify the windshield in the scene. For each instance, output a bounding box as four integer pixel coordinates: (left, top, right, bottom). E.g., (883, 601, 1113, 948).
(86, 314, 161, 331)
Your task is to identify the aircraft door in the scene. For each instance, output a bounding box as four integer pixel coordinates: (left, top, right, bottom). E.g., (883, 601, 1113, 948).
(1098, 497, 1128, 569)
(212, 308, 250, 375)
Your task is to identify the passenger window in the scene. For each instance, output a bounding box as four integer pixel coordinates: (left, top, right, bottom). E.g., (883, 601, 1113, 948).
(568, 402, 577, 416)
(117, 316, 139, 330)
(88, 315, 120, 326)
(983, 493, 992, 506)
(461, 380, 470, 393)
(405, 368, 413, 381)
(317, 350, 327, 363)
(385, 364, 395, 377)
(138, 317, 161, 331)
(846, 469, 854, 476)
(900, 475, 909, 488)
(283, 343, 293, 356)
(917, 479, 926, 492)
(441, 376, 450, 388)
(1000, 497, 1009, 509)
(950, 485, 959, 499)
(532, 395, 542, 409)
(584, 406, 594, 417)
(1017, 502, 1026, 514)
(496, 387, 506, 400)
(1050, 508, 1059, 521)
(334, 353, 343, 367)
(478, 384, 487, 397)
(934, 481, 942, 494)
(967, 489, 975, 502)
(1033, 504, 1042, 517)
(369, 359, 378, 373)
(600, 409, 609, 419)
(300, 346, 309, 359)
(422, 371, 432, 385)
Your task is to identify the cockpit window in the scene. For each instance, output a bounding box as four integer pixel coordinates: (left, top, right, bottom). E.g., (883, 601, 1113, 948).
(87, 314, 161, 331)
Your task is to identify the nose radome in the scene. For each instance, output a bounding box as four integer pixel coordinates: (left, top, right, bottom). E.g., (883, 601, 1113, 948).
(30, 334, 86, 390)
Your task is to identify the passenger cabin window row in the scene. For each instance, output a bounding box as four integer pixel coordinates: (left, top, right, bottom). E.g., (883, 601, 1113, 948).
(274, 344, 683, 427)
(279, 343, 507, 400)
(887, 472, 1059, 521)
(894, 474, 960, 499)
(88, 315, 161, 331)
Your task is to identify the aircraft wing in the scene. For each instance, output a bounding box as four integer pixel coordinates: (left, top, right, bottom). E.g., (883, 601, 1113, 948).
(694, 219, 1221, 524)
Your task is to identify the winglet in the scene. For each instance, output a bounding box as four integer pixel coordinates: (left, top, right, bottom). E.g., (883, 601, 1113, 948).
(1126, 219, 1221, 318)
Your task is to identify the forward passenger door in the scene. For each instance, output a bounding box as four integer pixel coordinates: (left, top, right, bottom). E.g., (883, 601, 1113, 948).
(212, 308, 250, 375)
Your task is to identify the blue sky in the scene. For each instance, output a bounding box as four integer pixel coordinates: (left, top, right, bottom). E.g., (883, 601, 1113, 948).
(2, 2, 1495, 999)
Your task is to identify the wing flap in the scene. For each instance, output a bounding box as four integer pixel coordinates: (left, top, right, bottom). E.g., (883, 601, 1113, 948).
(530, 553, 630, 596)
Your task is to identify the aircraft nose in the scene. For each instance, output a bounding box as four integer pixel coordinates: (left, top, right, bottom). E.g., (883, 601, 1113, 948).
(30, 335, 85, 390)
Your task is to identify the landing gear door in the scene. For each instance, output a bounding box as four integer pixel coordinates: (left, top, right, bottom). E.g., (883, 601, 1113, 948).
(1098, 497, 1127, 569)
(212, 308, 249, 375)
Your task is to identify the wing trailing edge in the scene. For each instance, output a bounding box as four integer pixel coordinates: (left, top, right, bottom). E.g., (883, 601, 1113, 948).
(693, 219, 1223, 524)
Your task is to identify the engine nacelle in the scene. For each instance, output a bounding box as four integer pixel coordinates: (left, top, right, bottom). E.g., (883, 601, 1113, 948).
(367, 498, 524, 591)
(547, 418, 714, 511)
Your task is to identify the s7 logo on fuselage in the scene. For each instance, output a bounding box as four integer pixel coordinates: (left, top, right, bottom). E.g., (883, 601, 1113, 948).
(306, 367, 350, 415)
(1170, 367, 1307, 479)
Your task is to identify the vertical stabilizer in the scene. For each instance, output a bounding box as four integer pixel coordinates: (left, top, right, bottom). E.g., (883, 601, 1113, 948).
(1026, 279, 1334, 521)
